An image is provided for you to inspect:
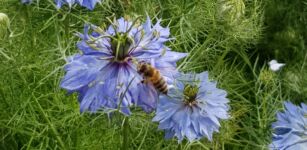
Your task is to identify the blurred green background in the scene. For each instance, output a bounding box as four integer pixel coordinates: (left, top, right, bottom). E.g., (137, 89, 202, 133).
(0, 0, 306, 149)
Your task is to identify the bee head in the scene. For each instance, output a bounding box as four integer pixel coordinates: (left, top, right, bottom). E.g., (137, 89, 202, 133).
(137, 60, 150, 73)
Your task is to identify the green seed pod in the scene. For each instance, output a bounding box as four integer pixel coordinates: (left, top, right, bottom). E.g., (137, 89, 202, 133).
(259, 69, 275, 85)
(0, 13, 10, 38)
(216, 0, 245, 25)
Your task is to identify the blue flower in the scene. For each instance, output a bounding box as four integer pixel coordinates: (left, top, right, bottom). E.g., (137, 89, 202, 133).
(77, 0, 100, 10)
(269, 101, 307, 150)
(153, 72, 230, 142)
(21, 0, 32, 4)
(60, 17, 187, 115)
(55, 0, 74, 8)
(55, 0, 100, 10)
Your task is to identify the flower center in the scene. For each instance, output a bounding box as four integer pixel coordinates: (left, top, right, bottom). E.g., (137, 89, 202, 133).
(111, 33, 133, 62)
(183, 84, 199, 106)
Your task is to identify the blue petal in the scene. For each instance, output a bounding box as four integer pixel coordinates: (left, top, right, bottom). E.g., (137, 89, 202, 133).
(78, 0, 100, 10)
(160, 50, 188, 63)
(153, 19, 170, 38)
(301, 103, 307, 112)
(274, 126, 292, 135)
(54, 0, 76, 8)
(60, 55, 108, 91)
(284, 140, 307, 150)
(134, 83, 158, 113)
(171, 106, 188, 129)
(132, 48, 163, 59)
(54, 0, 63, 8)
(270, 101, 307, 150)
(190, 107, 201, 136)
(79, 82, 109, 112)
(152, 99, 180, 122)
(164, 130, 175, 139)
(77, 41, 112, 57)
(284, 101, 299, 116)
(153, 52, 187, 83)
(142, 16, 152, 33)
(107, 18, 133, 34)
(158, 119, 174, 129)
(79, 78, 117, 112)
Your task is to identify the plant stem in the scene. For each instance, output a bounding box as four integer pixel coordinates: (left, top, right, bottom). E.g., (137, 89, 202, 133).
(122, 117, 129, 150)
(33, 97, 66, 149)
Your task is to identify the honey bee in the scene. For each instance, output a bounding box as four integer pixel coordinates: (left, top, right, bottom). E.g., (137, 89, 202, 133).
(137, 61, 168, 94)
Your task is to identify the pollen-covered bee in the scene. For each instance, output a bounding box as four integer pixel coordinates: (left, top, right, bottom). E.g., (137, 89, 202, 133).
(137, 61, 168, 94)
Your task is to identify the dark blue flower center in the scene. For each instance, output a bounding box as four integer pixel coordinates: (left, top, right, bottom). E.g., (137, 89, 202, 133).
(111, 33, 132, 62)
(183, 84, 199, 105)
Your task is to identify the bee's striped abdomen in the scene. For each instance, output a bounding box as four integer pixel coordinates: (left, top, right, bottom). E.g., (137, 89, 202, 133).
(151, 75, 168, 94)
(137, 62, 168, 95)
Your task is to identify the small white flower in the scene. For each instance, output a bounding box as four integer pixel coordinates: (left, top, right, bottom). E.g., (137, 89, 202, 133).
(268, 60, 285, 72)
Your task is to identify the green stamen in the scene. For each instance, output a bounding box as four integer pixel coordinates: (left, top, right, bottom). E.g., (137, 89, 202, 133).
(111, 33, 132, 61)
(183, 84, 199, 105)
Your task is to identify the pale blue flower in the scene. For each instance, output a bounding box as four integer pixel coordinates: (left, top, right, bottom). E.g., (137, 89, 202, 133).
(60, 17, 187, 115)
(77, 0, 100, 10)
(55, 0, 76, 8)
(55, 0, 101, 10)
(153, 72, 230, 142)
(270, 101, 307, 150)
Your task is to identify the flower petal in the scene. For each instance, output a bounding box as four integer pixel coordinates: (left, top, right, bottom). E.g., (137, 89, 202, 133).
(60, 55, 108, 91)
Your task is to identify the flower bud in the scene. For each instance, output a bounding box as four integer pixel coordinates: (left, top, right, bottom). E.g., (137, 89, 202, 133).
(259, 69, 275, 85)
(0, 13, 10, 38)
(216, 0, 245, 25)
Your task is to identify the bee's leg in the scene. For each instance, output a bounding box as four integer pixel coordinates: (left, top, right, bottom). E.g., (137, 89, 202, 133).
(141, 79, 148, 84)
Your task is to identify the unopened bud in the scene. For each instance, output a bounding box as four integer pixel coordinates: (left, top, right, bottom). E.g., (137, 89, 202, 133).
(0, 13, 10, 38)
(216, 0, 245, 25)
(91, 24, 104, 34)
(259, 69, 275, 85)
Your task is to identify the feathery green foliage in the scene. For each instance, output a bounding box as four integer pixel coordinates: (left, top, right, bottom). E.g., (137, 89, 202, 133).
(0, 0, 306, 149)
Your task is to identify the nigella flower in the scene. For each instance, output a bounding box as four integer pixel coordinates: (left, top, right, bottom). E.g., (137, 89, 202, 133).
(55, 0, 75, 8)
(60, 16, 187, 115)
(269, 101, 307, 150)
(55, 0, 101, 10)
(153, 72, 230, 142)
(77, 0, 101, 10)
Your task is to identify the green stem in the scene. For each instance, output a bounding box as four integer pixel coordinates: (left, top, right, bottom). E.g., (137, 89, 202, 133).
(64, 14, 70, 43)
(122, 117, 129, 150)
(24, 5, 34, 48)
(115, 39, 121, 61)
(33, 97, 66, 149)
